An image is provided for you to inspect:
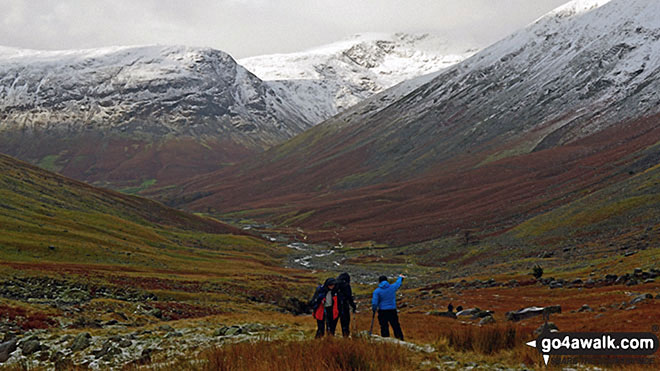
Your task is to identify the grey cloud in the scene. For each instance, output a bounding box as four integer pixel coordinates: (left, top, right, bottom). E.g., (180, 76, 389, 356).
(0, 0, 568, 58)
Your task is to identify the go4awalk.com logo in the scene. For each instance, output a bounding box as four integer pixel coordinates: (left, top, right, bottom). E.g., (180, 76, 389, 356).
(526, 328, 659, 366)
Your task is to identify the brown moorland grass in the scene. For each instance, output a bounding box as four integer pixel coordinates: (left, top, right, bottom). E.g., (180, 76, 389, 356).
(155, 337, 416, 371)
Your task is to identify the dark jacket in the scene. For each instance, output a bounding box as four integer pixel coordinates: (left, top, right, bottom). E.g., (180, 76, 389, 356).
(309, 278, 337, 311)
(336, 273, 356, 313)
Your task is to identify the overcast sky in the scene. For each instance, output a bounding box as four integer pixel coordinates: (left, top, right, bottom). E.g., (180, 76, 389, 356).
(1, 0, 568, 58)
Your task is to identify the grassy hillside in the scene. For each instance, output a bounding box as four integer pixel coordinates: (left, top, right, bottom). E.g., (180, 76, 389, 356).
(0, 153, 316, 326)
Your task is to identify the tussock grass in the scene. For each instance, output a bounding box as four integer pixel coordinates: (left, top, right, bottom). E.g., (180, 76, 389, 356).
(161, 337, 414, 371)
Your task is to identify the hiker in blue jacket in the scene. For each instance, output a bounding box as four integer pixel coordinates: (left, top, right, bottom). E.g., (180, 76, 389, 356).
(371, 274, 405, 340)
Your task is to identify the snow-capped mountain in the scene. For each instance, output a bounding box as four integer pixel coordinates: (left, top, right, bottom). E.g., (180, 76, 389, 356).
(240, 33, 477, 124)
(0, 45, 316, 188)
(0, 45, 310, 145)
(171, 0, 660, 244)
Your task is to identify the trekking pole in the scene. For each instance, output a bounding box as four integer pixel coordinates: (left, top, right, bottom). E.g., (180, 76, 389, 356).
(368, 310, 375, 336)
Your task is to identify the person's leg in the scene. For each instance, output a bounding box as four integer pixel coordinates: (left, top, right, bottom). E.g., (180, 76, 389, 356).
(329, 316, 339, 336)
(316, 319, 325, 338)
(390, 310, 404, 340)
(378, 310, 390, 337)
(340, 310, 350, 337)
(325, 307, 336, 336)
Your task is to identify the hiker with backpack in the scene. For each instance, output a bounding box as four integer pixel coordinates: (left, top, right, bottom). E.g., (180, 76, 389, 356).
(309, 278, 339, 337)
(336, 272, 357, 337)
(371, 274, 405, 340)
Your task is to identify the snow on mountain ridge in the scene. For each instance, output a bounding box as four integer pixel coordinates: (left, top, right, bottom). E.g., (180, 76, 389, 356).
(0, 44, 310, 143)
(550, 0, 613, 16)
(240, 33, 477, 124)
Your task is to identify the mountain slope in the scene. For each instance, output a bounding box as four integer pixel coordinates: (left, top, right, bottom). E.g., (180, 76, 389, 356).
(0, 45, 310, 188)
(169, 0, 660, 244)
(0, 151, 310, 295)
(241, 33, 476, 124)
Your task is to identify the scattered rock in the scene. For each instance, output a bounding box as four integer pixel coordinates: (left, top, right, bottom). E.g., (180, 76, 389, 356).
(0, 338, 17, 363)
(165, 331, 183, 338)
(534, 322, 559, 336)
(69, 332, 92, 352)
(20, 337, 41, 355)
(370, 335, 435, 353)
(479, 315, 495, 325)
(549, 281, 564, 289)
(242, 323, 265, 333)
(456, 308, 481, 317)
(158, 324, 174, 332)
(57, 288, 91, 304)
(506, 305, 561, 322)
(624, 251, 637, 257)
(92, 341, 121, 359)
(428, 311, 456, 319)
(630, 293, 653, 305)
(578, 304, 593, 313)
(215, 325, 242, 336)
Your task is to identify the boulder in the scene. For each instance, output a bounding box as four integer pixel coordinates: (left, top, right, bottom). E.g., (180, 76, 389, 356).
(630, 293, 653, 305)
(534, 322, 559, 336)
(456, 308, 481, 317)
(506, 305, 561, 322)
(549, 281, 564, 289)
(225, 326, 242, 336)
(214, 326, 242, 336)
(428, 311, 456, 319)
(578, 304, 593, 313)
(479, 315, 495, 325)
(20, 338, 41, 355)
(0, 338, 17, 363)
(69, 332, 91, 352)
(92, 341, 120, 359)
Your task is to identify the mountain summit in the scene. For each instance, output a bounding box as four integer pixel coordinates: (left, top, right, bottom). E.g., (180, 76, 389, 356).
(0, 45, 311, 187)
(240, 33, 477, 124)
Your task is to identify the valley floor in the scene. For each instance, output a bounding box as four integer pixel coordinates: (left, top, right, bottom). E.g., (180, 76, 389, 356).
(0, 257, 658, 370)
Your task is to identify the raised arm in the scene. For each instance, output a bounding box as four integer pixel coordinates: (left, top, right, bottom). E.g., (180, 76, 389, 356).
(392, 275, 403, 290)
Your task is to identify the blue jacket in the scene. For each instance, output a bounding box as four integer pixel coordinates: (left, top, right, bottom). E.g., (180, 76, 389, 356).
(372, 276, 403, 311)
